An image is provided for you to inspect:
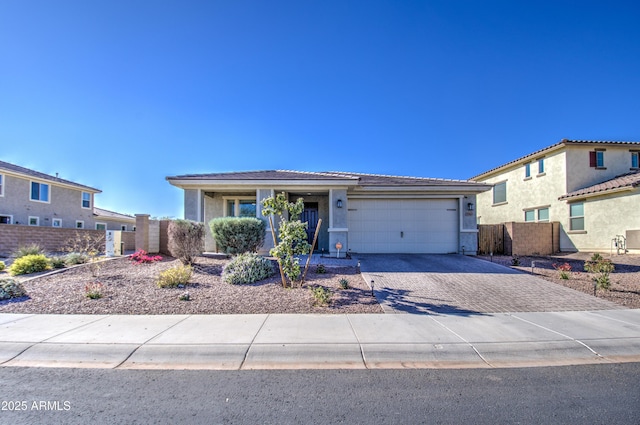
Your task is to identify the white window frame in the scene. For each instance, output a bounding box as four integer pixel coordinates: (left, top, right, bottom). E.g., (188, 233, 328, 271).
(0, 214, 13, 224)
(537, 207, 550, 222)
(596, 151, 605, 168)
(0, 173, 4, 197)
(537, 158, 545, 175)
(30, 181, 50, 203)
(223, 196, 258, 217)
(76, 220, 85, 229)
(28, 216, 40, 226)
(524, 163, 531, 179)
(569, 202, 585, 231)
(492, 181, 507, 205)
(524, 210, 535, 222)
(121, 225, 127, 231)
(631, 151, 639, 169)
(52, 218, 62, 228)
(132, 226, 137, 231)
(95, 222, 107, 231)
(81, 192, 91, 209)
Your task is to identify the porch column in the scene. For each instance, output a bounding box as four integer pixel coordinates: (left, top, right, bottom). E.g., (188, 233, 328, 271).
(257, 189, 275, 255)
(328, 189, 348, 257)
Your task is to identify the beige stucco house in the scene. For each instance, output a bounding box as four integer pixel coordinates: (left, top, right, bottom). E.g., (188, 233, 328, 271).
(470, 139, 640, 253)
(167, 170, 491, 256)
(93, 207, 136, 231)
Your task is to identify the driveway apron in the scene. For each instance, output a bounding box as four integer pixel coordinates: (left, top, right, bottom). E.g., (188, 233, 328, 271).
(356, 254, 622, 314)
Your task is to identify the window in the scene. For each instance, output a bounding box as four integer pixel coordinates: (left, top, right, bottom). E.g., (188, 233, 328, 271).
(570, 203, 584, 231)
(30, 182, 50, 202)
(538, 208, 549, 222)
(0, 174, 4, 196)
(590, 150, 606, 168)
(82, 192, 91, 209)
(632, 152, 639, 169)
(524, 163, 531, 178)
(524, 210, 535, 222)
(76, 221, 84, 229)
(52, 218, 62, 227)
(538, 158, 545, 174)
(493, 182, 507, 204)
(0, 215, 12, 224)
(225, 198, 257, 217)
(29, 216, 39, 226)
(121, 225, 127, 231)
(96, 223, 107, 231)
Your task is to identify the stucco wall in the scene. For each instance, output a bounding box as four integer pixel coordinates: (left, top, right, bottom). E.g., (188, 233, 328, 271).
(565, 145, 638, 193)
(0, 173, 96, 229)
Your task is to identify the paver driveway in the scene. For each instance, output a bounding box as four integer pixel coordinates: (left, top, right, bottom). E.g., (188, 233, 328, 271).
(357, 254, 622, 314)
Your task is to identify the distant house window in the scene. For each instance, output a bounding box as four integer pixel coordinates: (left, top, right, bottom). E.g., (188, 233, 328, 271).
(121, 225, 127, 231)
(0, 215, 12, 224)
(82, 192, 91, 209)
(225, 198, 257, 217)
(132, 226, 136, 231)
(76, 221, 84, 229)
(493, 182, 507, 204)
(52, 218, 62, 227)
(96, 223, 107, 231)
(30, 182, 50, 202)
(524, 210, 535, 222)
(0, 174, 4, 196)
(590, 150, 606, 168)
(537, 158, 545, 174)
(524, 163, 531, 178)
(29, 216, 39, 226)
(570, 203, 584, 231)
(632, 152, 639, 169)
(538, 208, 549, 222)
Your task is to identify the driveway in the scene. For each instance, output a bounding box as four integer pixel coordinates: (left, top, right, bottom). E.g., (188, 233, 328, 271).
(356, 254, 622, 314)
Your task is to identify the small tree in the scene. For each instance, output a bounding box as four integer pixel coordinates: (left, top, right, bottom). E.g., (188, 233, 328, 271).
(262, 192, 311, 288)
(209, 217, 266, 254)
(167, 220, 205, 265)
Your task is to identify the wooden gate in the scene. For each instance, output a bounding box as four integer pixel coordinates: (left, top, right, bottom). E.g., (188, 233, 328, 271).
(477, 224, 504, 255)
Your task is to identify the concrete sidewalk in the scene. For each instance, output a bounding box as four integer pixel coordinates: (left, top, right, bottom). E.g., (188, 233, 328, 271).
(1, 310, 639, 370)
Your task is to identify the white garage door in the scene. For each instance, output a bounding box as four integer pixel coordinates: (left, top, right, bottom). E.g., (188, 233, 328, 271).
(348, 199, 459, 253)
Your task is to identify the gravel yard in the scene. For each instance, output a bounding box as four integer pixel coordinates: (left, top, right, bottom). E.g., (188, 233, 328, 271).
(0, 256, 382, 315)
(476, 253, 640, 309)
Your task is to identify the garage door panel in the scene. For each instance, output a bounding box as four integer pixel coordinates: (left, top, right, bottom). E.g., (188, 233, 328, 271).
(348, 199, 458, 254)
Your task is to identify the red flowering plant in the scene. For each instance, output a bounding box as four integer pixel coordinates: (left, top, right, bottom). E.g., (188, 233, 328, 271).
(129, 250, 163, 264)
(552, 262, 572, 279)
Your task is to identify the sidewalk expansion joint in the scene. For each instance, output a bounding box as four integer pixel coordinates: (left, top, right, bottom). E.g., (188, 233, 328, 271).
(239, 314, 270, 371)
(39, 315, 111, 344)
(427, 315, 495, 368)
(346, 315, 369, 369)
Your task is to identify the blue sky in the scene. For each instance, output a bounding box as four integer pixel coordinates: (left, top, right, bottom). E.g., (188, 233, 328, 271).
(2, 1, 639, 218)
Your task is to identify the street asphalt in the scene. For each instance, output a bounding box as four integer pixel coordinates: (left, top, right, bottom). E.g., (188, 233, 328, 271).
(1, 254, 639, 370)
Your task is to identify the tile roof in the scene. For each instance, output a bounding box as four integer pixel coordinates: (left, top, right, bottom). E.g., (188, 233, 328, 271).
(167, 170, 484, 187)
(93, 207, 135, 221)
(559, 170, 640, 200)
(0, 160, 101, 192)
(470, 139, 640, 180)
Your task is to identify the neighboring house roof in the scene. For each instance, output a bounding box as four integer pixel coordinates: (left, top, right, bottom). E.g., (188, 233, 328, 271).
(559, 170, 640, 201)
(0, 160, 101, 193)
(167, 170, 489, 190)
(470, 139, 640, 181)
(93, 207, 136, 222)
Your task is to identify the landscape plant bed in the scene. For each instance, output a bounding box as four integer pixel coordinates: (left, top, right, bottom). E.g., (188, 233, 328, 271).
(0, 256, 382, 315)
(476, 253, 640, 309)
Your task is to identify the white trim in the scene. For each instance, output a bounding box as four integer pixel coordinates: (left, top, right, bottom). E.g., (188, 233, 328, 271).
(52, 218, 62, 228)
(29, 181, 51, 204)
(196, 189, 202, 222)
(328, 228, 348, 232)
(81, 191, 91, 209)
(222, 196, 258, 217)
(121, 225, 127, 231)
(28, 216, 39, 226)
(95, 222, 107, 230)
(0, 173, 4, 197)
(329, 189, 334, 228)
(0, 214, 13, 224)
(75, 220, 85, 229)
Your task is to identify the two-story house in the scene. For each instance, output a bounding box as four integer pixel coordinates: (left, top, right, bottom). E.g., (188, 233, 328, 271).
(471, 139, 640, 252)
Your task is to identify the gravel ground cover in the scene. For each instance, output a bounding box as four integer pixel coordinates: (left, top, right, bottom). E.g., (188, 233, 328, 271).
(476, 253, 640, 309)
(0, 256, 382, 315)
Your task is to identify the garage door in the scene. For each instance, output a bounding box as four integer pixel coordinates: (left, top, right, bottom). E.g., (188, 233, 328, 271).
(348, 199, 459, 253)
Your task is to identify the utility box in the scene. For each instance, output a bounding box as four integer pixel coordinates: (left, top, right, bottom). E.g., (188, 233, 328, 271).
(626, 230, 640, 249)
(106, 230, 123, 256)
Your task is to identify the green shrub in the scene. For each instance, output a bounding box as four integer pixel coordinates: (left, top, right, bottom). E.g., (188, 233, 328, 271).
(221, 253, 274, 285)
(0, 278, 27, 300)
(0, 261, 5, 272)
(50, 256, 67, 269)
(315, 264, 326, 274)
(9, 254, 51, 276)
(584, 256, 615, 290)
(167, 220, 205, 265)
(157, 265, 193, 288)
(339, 278, 350, 289)
(65, 252, 90, 265)
(311, 285, 332, 306)
(209, 217, 266, 255)
(14, 244, 44, 259)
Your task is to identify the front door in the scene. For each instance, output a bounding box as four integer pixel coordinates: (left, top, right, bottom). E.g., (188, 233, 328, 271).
(300, 202, 319, 248)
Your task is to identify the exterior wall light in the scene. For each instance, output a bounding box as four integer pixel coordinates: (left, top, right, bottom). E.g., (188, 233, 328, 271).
(467, 202, 474, 211)
(336, 199, 343, 208)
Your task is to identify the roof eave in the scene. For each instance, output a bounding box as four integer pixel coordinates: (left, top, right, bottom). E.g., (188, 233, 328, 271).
(559, 186, 636, 201)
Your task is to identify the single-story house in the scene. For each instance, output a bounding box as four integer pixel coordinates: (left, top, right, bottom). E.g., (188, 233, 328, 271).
(166, 170, 491, 256)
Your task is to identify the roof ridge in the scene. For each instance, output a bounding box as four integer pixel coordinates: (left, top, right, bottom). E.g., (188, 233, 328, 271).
(325, 171, 474, 183)
(0, 159, 101, 192)
(275, 170, 358, 179)
(93, 206, 134, 217)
